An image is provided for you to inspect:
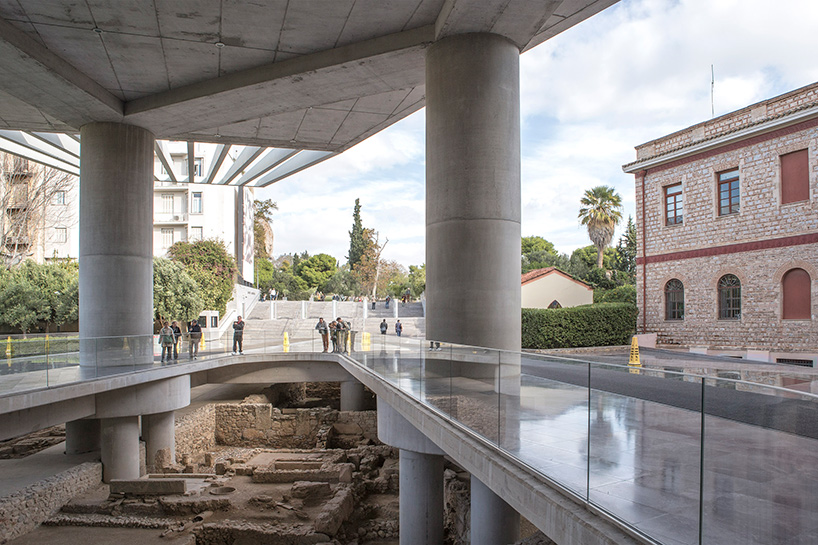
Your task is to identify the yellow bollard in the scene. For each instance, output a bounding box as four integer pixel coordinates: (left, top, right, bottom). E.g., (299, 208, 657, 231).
(5, 336, 12, 366)
(283, 331, 290, 353)
(628, 336, 641, 366)
(200, 335, 206, 350)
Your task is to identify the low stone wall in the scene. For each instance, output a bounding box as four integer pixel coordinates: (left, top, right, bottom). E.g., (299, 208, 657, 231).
(215, 404, 378, 450)
(176, 405, 216, 463)
(0, 461, 101, 543)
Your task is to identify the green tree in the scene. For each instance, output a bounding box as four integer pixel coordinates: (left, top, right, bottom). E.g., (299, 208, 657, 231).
(323, 266, 357, 297)
(521, 236, 556, 257)
(253, 199, 277, 260)
(0, 276, 47, 334)
(578, 185, 623, 269)
(296, 253, 337, 291)
(615, 215, 637, 282)
(407, 264, 426, 296)
(153, 258, 205, 326)
(347, 198, 366, 268)
(0, 260, 78, 333)
(168, 239, 237, 314)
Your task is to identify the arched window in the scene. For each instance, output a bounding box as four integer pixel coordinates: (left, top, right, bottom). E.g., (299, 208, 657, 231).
(548, 300, 562, 309)
(718, 274, 741, 319)
(782, 268, 811, 319)
(665, 279, 684, 320)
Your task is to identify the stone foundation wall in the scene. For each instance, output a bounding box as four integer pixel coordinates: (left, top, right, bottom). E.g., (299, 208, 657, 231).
(0, 461, 101, 543)
(214, 404, 378, 450)
(175, 405, 216, 463)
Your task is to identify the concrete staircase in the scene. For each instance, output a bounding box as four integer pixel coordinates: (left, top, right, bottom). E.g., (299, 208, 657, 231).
(245, 301, 426, 342)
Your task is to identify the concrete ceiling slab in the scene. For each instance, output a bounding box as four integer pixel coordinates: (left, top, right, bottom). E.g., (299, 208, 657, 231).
(0, 0, 618, 153)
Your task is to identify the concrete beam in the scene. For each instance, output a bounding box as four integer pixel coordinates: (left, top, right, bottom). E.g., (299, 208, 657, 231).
(124, 26, 433, 138)
(0, 396, 95, 442)
(0, 15, 123, 128)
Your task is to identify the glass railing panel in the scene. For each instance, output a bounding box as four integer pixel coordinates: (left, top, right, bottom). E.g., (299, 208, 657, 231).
(514, 352, 590, 496)
(701, 377, 818, 545)
(422, 341, 454, 420)
(589, 362, 702, 545)
(442, 343, 501, 444)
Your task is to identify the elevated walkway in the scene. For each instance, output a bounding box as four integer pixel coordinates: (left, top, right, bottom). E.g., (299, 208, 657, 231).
(2, 338, 817, 544)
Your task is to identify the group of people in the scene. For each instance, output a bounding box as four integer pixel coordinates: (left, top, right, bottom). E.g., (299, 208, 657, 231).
(158, 319, 203, 362)
(379, 319, 403, 336)
(314, 317, 351, 353)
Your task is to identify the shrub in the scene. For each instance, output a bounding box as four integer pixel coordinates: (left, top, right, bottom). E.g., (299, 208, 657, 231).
(594, 284, 636, 305)
(522, 303, 637, 349)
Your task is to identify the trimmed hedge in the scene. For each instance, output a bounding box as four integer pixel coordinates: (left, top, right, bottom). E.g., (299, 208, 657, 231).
(522, 303, 637, 349)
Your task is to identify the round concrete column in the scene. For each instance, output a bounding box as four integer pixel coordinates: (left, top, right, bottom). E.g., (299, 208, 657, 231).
(142, 411, 176, 469)
(340, 380, 367, 411)
(425, 33, 521, 352)
(471, 475, 520, 545)
(400, 449, 444, 545)
(79, 123, 155, 370)
(65, 418, 100, 455)
(100, 416, 140, 482)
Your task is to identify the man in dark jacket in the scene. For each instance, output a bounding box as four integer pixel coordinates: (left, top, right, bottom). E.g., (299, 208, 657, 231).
(170, 321, 182, 361)
(189, 320, 202, 359)
(232, 316, 245, 354)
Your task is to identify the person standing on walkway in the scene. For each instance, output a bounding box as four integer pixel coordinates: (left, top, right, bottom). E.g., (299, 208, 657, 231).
(188, 319, 202, 359)
(335, 317, 349, 354)
(395, 320, 403, 337)
(159, 321, 174, 363)
(380, 319, 388, 335)
(385, 295, 391, 309)
(329, 319, 338, 353)
(170, 320, 182, 361)
(315, 317, 330, 352)
(232, 316, 245, 355)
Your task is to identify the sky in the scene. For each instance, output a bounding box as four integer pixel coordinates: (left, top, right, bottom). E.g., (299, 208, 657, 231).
(257, 0, 818, 269)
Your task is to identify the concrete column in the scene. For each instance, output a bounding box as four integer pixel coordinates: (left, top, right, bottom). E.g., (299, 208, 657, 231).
(142, 411, 176, 468)
(377, 398, 445, 544)
(425, 33, 521, 352)
(100, 416, 140, 482)
(79, 123, 155, 371)
(65, 419, 100, 454)
(400, 449, 444, 545)
(471, 475, 520, 545)
(340, 380, 367, 411)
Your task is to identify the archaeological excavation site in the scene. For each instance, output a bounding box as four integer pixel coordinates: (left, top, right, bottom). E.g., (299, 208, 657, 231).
(1, 381, 548, 545)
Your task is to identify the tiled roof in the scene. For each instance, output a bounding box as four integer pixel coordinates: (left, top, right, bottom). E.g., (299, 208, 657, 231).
(521, 267, 592, 289)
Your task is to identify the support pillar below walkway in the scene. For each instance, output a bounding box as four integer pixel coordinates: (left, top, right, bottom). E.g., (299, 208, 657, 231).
(341, 380, 367, 411)
(378, 397, 445, 545)
(471, 475, 520, 545)
(100, 416, 140, 482)
(65, 418, 100, 455)
(142, 411, 176, 469)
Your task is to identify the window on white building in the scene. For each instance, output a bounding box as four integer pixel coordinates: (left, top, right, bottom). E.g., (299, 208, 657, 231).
(54, 227, 67, 243)
(190, 226, 203, 241)
(193, 158, 204, 177)
(191, 192, 203, 214)
(161, 194, 173, 214)
(161, 228, 174, 248)
(51, 191, 66, 205)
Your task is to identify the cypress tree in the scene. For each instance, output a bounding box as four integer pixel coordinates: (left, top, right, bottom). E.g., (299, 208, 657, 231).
(347, 198, 365, 268)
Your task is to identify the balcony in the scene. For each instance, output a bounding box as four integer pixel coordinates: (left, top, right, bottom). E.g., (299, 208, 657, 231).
(153, 180, 189, 191)
(154, 212, 189, 225)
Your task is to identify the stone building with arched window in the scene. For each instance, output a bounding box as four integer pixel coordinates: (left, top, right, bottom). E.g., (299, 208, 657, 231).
(623, 82, 818, 366)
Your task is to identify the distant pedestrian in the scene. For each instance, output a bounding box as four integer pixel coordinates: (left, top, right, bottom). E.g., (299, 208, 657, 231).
(371, 298, 376, 310)
(380, 319, 388, 335)
(159, 321, 174, 362)
(385, 295, 391, 309)
(170, 320, 182, 360)
(188, 319, 202, 359)
(315, 317, 330, 352)
(395, 320, 402, 337)
(335, 317, 349, 354)
(329, 320, 338, 352)
(232, 316, 245, 354)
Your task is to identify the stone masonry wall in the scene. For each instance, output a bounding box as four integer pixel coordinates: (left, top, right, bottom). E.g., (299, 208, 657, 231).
(0, 461, 101, 543)
(175, 404, 215, 464)
(635, 98, 818, 352)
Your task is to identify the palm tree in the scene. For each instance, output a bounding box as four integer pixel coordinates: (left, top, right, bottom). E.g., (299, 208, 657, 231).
(578, 186, 623, 269)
